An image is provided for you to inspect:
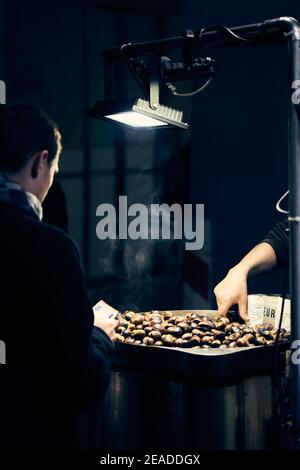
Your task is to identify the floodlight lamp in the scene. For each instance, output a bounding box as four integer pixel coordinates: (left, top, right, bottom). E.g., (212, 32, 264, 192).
(89, 98, 189, 130)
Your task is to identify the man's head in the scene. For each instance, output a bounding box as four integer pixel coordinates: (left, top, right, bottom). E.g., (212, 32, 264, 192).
(0, 104, 62, 202)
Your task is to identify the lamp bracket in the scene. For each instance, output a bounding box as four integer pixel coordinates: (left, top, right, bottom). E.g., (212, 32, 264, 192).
(182, 29, 195, 64)
(149, 55, 161, 109)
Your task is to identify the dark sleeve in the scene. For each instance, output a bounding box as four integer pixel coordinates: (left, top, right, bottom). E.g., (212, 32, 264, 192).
(45, 233, 115, 412)
(261, 219, 289, 268)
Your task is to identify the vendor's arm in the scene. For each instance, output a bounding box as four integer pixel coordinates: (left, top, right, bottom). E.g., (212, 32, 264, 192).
(214, 220, 289, 320)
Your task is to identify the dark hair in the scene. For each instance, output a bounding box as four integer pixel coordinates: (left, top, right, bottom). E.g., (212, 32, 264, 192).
(0, 104, 60, 173)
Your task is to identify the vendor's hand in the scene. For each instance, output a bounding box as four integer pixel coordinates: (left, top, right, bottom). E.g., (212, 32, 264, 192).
(214, 266, 249, 322)
(94, 313, 119, 342)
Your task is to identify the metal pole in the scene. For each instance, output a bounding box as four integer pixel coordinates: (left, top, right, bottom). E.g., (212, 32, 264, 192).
(103, 17, 290, 62)
(288, 22, 300, 448)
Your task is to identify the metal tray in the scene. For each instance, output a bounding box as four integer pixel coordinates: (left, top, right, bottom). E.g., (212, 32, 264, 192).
(114, 310, 289, 381)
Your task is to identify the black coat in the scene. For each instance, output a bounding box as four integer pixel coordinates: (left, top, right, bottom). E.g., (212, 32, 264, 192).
(0, 201, 115, 449)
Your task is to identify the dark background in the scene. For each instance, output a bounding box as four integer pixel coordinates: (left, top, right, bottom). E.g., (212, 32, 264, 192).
(0, 0, 296, 311)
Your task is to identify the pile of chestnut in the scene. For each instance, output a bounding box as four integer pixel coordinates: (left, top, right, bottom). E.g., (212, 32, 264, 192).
(115, 310, 290, 349)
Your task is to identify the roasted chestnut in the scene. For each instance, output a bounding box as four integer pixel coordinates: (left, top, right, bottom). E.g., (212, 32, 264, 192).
(164, 313, 173, 320)
(191, 335, 201, 345)
(131, 314, 144, 326)
(201, 335, 213, 345)
(149, 330, 162, 341)
(211, 329, 226, 341)
(236, 338, 249, 347)
(176, 322, 191, 332)
(124, 337, 135, 344)
(227, 332, 241, 342)
(219, 317, 230, 325)
(151, 323, 164, 331)
(243, 333, 255, 344)
(225, 324, 233, 335)
(116, 333, 125, 343)
(182, 332, 193, 341)
(143, 337, 155, 346)
(198, 321, 213, 332)
(243, 327, 255, 335)
(124, 310, 135, 321)
(253, 336, 266, 346)
(150, 315, 163, 324)
(192, 328, 205, 337)
(189, 313, 198, 320)
(175, 338, 187, 347)
(257, 328, 273, 340)
(122, 328, 131, 338)
(132, 329, 146, 340)
(163, 334, 177, 346)
(116, 326, 126, 334)
(166, 326, 183, 338)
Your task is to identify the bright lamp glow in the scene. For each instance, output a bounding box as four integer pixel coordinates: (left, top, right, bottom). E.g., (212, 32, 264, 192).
(106, 111, 168, 127)
(89, 98, 189, 130)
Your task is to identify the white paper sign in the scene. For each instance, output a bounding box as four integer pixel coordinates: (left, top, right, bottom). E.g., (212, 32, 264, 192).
(93, 299, 119, 320)
(248, 294, 291, 332)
